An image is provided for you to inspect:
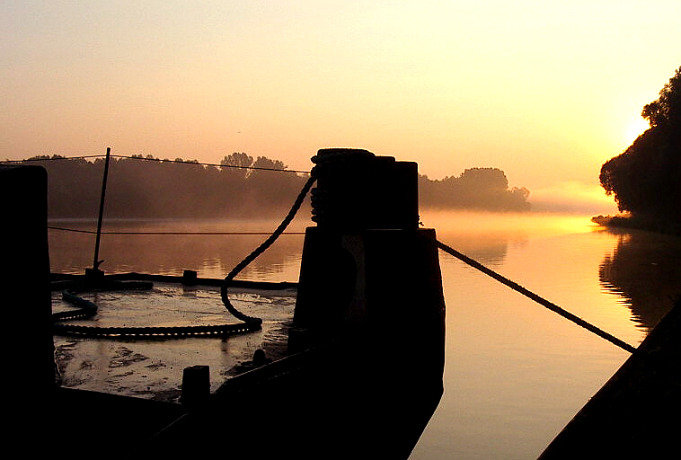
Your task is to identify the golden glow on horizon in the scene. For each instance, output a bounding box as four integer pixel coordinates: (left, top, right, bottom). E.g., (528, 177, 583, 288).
(1, 1, 679, 212)
(422, 210, 603, 241)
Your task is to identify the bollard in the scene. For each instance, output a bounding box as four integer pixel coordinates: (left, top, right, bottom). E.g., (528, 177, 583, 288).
(284, 149, 446, 457)
(182, 270, 198, 286)
(181, 365, 210, 407)
(291, 148, 445, 364)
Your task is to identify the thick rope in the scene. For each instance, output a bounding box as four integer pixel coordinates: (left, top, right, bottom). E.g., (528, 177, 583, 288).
(220, 174, 317, 323)
(435, 240, 637, 354)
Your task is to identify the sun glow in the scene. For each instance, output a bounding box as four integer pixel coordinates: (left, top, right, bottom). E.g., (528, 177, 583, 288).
(2, 1, 680, 215)
(624, 117, 650, 145)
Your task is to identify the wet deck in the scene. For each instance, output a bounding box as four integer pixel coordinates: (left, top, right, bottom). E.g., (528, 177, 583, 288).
(52, 278, 297, 403)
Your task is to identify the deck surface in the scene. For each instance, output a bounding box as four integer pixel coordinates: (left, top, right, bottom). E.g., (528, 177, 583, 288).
(52, 280, 297, 402)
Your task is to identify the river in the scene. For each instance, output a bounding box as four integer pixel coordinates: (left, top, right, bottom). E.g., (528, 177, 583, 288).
(48, 210, 681, 459)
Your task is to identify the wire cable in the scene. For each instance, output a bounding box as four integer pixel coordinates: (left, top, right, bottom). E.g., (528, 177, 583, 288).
(3, 153, 311, 175)
(48, 226, 305, 236)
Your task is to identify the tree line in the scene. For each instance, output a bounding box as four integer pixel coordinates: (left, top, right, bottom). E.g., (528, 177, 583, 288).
(419, 168, 531, 212)
(599, 65, 681, 233)
(17, 153, 531, 220)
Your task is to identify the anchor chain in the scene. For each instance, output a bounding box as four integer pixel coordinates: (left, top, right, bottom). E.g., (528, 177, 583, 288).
(53, 285, 261, 339)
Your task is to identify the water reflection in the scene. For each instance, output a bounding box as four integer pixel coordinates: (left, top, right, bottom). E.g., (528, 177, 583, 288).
(419, 210, 524, 266)
(599, 228, 681, 332)
(49, 213, 551, 279)
(48, 219, 305, 280)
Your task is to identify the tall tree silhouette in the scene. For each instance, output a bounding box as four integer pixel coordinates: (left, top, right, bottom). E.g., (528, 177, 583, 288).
(600, 66, 681, 226)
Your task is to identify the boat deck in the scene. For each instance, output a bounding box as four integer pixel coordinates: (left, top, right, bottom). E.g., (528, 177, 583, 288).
(52, 277, 297, 403)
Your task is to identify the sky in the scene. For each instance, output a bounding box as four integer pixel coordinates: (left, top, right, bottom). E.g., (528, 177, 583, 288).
(2, 1, 680, 213)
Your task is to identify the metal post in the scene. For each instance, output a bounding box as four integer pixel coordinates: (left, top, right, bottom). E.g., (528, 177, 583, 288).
(92, 147, 111, 275)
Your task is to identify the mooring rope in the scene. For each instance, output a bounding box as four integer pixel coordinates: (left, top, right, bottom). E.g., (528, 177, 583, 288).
(219, 174, 317, 323)
(434, 240, 637, 354)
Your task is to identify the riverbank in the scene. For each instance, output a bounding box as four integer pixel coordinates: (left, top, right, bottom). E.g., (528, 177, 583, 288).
(591, 214, 681, 236)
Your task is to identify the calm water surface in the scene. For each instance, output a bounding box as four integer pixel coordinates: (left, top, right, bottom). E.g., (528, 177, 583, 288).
(49, 211, 681, 459)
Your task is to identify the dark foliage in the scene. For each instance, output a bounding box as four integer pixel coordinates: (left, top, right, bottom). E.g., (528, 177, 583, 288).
(419, 167, 531, 212)
(18, 154, 531, 219)
(25, 153, 309, 220)
(600, 66, 681, 224)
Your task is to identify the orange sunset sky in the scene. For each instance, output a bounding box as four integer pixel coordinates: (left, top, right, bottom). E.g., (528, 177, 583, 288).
(2, 1, 680, 213)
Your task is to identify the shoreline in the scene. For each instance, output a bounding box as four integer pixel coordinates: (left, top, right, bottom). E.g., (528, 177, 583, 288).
(591, 214, 681, 236)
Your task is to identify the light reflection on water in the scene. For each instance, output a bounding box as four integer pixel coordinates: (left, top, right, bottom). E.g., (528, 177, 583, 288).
(48, 218, 307, 280)
(48, 212, 681, 459)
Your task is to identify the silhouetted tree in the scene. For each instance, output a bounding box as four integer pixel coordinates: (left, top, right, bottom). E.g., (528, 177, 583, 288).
(221, 152, 253, 180)
(419, 167, 531, 211)
(641, 66, 681, 130)
(600, 66, 681, 226)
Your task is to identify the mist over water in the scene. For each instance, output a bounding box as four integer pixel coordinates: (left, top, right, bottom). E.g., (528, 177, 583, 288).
(421, 209, 599, 238)
(527, 181, 620, 215)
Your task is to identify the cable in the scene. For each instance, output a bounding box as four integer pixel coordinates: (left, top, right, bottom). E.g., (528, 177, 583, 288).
(2, 153, 312, 175)
(115, 154, 311, 175)
(48, 226, 305, 236)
